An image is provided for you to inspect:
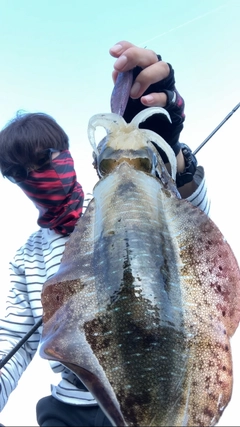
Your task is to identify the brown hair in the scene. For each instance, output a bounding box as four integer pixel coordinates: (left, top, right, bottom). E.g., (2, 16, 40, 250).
(0, 111, 69, 174)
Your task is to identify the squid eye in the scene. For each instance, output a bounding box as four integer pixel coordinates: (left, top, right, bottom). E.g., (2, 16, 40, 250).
(97, 147, 157, 178)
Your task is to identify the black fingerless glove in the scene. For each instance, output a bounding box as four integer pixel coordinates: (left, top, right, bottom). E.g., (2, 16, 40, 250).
(123, 63, 185, 162)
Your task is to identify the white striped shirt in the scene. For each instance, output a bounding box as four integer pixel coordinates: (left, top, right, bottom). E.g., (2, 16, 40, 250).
(0, 168, 209, 411)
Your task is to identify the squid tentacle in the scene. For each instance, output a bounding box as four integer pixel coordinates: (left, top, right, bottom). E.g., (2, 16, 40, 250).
(88, 113, 127, 154)
(140, 129, 176, 179)
(131, 106, 172, 127)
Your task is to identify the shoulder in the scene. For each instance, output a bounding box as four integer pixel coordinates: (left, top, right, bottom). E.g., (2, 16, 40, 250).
(11, 228, 69, 271)
(19, 228, 69, 249)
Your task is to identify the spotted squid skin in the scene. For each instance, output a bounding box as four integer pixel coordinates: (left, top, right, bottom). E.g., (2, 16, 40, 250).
(110, 71, 133, 116)
(40, 159, 240, 426)
(40, 77, 240, 426)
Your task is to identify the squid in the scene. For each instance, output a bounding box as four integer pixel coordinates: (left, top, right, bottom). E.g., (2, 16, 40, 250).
(40, 74, 240, 426)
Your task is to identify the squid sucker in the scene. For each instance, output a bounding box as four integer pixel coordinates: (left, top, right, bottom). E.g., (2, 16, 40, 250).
(40, 106, 240, 426)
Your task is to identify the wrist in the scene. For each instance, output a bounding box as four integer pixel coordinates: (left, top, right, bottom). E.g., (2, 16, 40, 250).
(176, 150, 185, 173)
(176, 143, 198, 188)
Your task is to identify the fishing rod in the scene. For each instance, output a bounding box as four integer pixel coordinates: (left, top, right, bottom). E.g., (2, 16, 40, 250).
(0, 102, 239, 371)
(193, 102, 240, 155)
(0, 318, 42, 370)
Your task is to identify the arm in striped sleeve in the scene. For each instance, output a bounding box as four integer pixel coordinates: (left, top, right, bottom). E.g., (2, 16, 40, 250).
(0, 251, 40, 412)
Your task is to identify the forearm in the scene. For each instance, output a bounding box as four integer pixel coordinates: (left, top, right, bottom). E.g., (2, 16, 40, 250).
(0, 338, 33, 412)
(0, 260, 40, 411)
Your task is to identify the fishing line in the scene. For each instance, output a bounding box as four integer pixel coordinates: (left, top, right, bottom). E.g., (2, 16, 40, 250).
(139, 2, 230, 46)
(137, 1, 237, 155)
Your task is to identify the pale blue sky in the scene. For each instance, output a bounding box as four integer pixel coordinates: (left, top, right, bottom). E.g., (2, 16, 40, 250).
(0, 0, 239, 425)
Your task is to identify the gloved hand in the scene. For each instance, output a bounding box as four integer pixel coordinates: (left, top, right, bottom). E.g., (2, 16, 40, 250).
(110, 41, 185, 161)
